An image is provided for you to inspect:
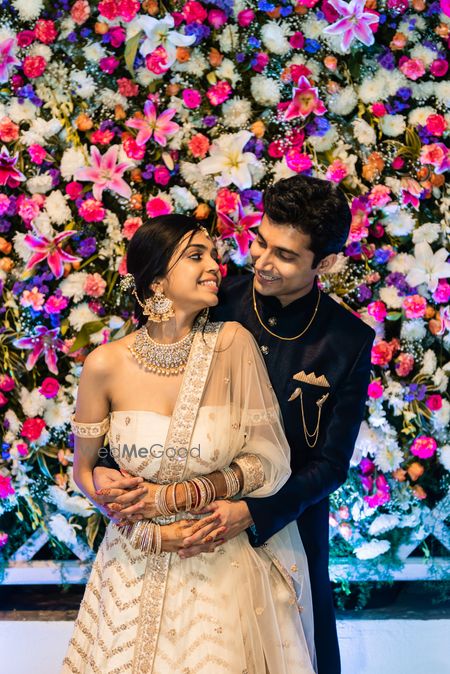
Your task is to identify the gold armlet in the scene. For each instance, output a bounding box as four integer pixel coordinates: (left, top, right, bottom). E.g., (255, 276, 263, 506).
(70, 414, 110, 438)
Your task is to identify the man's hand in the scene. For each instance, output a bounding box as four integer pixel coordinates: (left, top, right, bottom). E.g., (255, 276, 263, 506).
(178, 500, 253, 559)
(160, 514, 226, 553)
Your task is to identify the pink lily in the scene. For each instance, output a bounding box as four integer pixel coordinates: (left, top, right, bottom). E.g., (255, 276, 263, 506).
(126, 100, 179, 147)
(323, 0, 379, 51)
(0, 145, 26, 187)
(13, 325, 66, 374)
(24, 230, 81, 279)
(284, 76, 327, 121)
(0, 38, 21, 84)
(75, 145, 132, 201)
(217, 201, 262, 255)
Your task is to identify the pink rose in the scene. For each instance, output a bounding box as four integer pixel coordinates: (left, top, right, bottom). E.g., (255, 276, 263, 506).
(285, 149, 313, 173)
(183, 0, 208, 23)
(153, 165, 171, 186)
(426, 114, 447, 137)
(410, 436, 437, 459)
(208, 9, 227, 28)
(99, 56, 120, 74)
(368, 380, 383, 398)
(182, 89, 202, 109)
(66, 182, 83, 200)
(17, 30, 36, 47)
(0, 374, 15, 392)
(109, 26, 126, 47)
(289, 31, 305, 49)
(39, 377, 60, 399)
(237, 9, 255, 26)
(433, 280, 450, 304)
(430, 59, 448, 78)
(146, 197, 173, 218)
(426, 394, 443, 411)
(21, 417, 46, 442)
(84, 272, 107, 298)
(23, 55, 46, 79)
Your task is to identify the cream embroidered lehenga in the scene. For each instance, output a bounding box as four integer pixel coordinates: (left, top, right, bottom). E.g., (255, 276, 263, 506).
(62, 322, 316, 674)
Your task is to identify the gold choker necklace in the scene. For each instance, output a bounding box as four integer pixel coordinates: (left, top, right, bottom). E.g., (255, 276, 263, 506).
(129, 326, 195, 376)
(252, 284, 321, 341)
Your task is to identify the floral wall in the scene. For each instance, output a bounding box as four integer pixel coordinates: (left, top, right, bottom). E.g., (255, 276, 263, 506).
(0, 0, 449, 575)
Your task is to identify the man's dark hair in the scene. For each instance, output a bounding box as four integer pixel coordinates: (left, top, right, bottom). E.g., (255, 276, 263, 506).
(263, 175, 351, 267)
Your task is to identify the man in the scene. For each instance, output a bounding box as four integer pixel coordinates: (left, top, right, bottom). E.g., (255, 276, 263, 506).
(94, 175, 375, 673)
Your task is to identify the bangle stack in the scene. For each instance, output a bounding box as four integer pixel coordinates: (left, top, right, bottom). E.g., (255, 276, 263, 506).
(154, 476, 217, 515)
(119, 520, 162, 555)
(221, 465, 241, 498)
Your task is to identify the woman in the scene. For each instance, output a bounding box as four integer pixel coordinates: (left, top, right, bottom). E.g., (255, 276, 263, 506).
(62, 215, 315, 674)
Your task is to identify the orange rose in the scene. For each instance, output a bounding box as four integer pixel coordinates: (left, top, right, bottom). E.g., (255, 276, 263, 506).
(209, 48, 223, 67)
(194, 204, 211, 220)
(407, 462, 424, 481)
(76, 113, 93, 131)
(166, 83, 180, 96)
(114, 105, 126, 121)
(0, 237, 12, 254)
(130, 194, 143, 211)
(392, 468, 407, 482)
(390, 32, 407, 50)
(94, 22, 109, 34)
(0, 258, 13, 272)
(176, 47, 191, 63)
(250, 120, 265, 138)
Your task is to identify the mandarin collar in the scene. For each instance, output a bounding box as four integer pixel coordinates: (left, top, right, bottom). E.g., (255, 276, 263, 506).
(254, 277, 319, 317)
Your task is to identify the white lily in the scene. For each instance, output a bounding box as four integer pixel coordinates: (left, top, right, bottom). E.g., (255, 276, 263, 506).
(406, 241, 450, 292)
(138, 15, 195, 67)
(198, 130, 256, 190)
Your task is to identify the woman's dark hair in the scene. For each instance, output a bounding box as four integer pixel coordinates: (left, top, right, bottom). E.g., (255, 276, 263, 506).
(263, 175, 352, 267)
(126, 214, 202, 327)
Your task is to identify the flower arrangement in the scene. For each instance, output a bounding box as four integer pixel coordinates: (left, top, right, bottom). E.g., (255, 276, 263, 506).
(0, 0, 449, 576)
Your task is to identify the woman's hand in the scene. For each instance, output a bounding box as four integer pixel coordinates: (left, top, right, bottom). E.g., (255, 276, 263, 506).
(110, 480, 161, 521)
(93, 467, 147, 521)
(160, 514, 226, 554)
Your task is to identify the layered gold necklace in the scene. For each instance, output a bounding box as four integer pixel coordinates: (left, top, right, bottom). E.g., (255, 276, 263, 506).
(129, 325, 195, 376)
(252, 284, 321, 341)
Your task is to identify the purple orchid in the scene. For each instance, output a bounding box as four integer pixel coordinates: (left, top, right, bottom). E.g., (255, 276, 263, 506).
(0, 146, 26, 188)
(217, 201, 262, 256)
(323, 0, 379, 51)
(13, 325, 66, 374)
(75, 145, 132, 201)
(0, 38, 21, 84)
(24, 230, 81, 279)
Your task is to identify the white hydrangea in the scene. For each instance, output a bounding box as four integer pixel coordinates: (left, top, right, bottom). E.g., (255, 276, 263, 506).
(70, 70, 97, 99)
(59, 272, 88, 302)
(412, 222, 440, 244)
(328, 86, 358, 116)
(60, 147, 86, 180)
(44, 190, 72, 225)
(218, 25, 239, 53)
(215, 58, 240, 87)
(369, 514, 400, 536)
(20, 386, 46, 418)
(384, 208, 416, 237)
(44, 399, 72, 428)
(27, 173, 54, 194)
(82, 42, 106, 63)
(11, 0, 43, 20)
(379, 286, 403, 309)
(420, 349, 437, 375)
(432, 400, 450, 429)
(439, 445, 450, 472)
(250, 75, 280, 106)
(308, 126, 339, 152)
(408, 106, 436, 127)
(48, 513, 78, 546)
(260, 21, 291, 55)
(68, 303, 99, 331)
(387, 252, 414, 275)
(400, 319, 427, 341)
(355, 539, 391, 560)
(169, 186, 198, 211)
(380, 114, 406, 138)
(352, 118, 376, 146)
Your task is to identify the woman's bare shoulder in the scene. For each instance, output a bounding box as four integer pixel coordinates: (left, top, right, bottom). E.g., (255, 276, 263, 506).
(82, 333, 134, 377)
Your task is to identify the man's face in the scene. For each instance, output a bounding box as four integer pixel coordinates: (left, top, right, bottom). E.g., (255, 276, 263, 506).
(250, 215, 336, 306)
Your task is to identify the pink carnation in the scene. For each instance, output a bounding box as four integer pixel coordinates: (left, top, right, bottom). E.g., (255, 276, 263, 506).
(117, 78, 139, 98)
(183, 0, 208, 23)
(208, 9, 227, 29)
(66, 182, 83, 200)
(0, 392, 8, 406)
(153, 165, 171, 186)
(371, 102, 387, 117)
(78, 198, 106, 223)
(426, 114, 447, 137)
(285, 149, 312, 173)
(122, 217, 142, 240)
(410, 436, 437, 459)
(403, 294, 427, 319)
(28, 144, 47, 164)
(146, 46, 170, 75)
(289, 31, 305, 49)
(17, 30, 36, 48)
(400, 57, 425, 80)
(35, 19, 57, 44)
(146, 197, 173, 218)
(18, 197, 40, 224)
(188, 133, 210, 158)
(71, 0, 90, 24)
(99, 56, 120, 74)
(0, 194, 10, 215)
(395, 352, 414, 377)
(367, 301, 387, 322)
(23, 55, 46, 79)
(371, 340, 393, 366)
(215, 187, 239, 215)
(122, 134, 146, 160)
(44, 294, 69, 314)
(39, 377, 60, 399)
(368, 184, 391, 208)
(325, 159, 348, 183)
(0, 475, 15, 499)
(0, 117, 19, 143)
(84, 272, 107, 298)
(368, 380, 383, 398)
(206, 80, 232, 106)
(109, 26, 126, 48)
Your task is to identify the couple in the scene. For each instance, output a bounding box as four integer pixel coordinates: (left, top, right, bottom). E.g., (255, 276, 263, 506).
(63, 175, 374, 674)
